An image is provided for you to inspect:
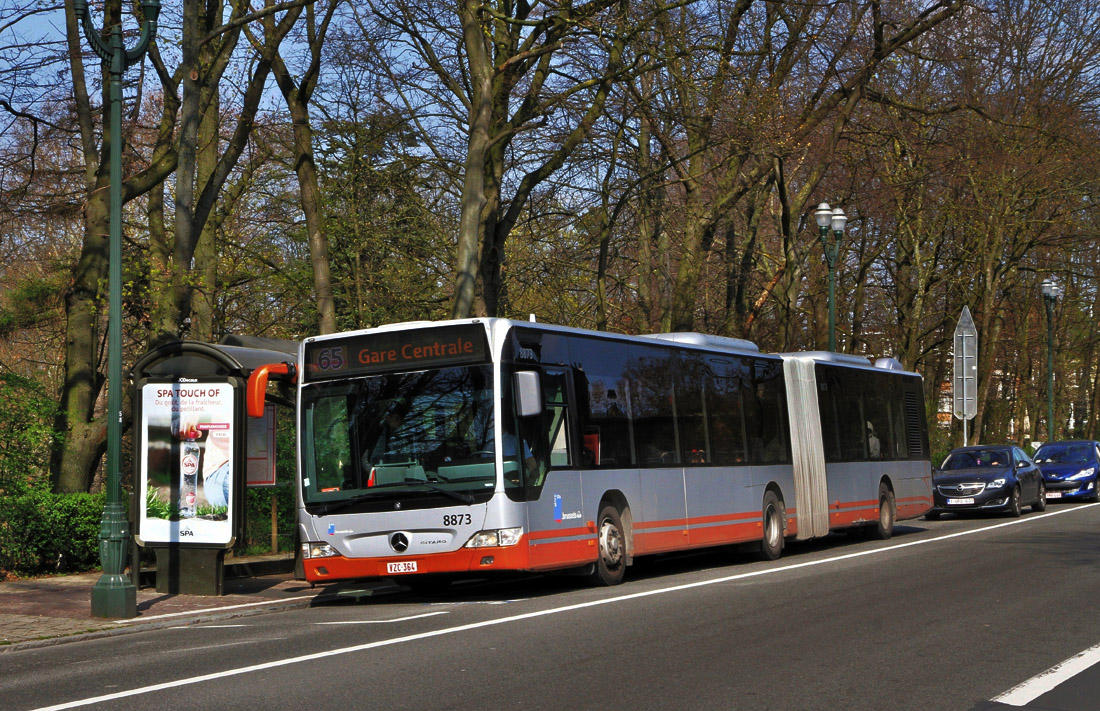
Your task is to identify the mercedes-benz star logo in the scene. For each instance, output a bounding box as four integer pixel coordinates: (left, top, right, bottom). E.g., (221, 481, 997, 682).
(390, 532, 409, 553)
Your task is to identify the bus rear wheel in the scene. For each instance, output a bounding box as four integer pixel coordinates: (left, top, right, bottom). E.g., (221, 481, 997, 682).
(869, 483, 895, 540)
(589, 504, 627, 586)
(758, 491, 785, 561)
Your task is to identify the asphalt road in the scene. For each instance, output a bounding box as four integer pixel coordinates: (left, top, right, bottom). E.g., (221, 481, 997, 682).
(5, 502, 1100, 711)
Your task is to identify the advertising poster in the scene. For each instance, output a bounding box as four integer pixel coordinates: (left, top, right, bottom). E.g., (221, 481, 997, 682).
(246, 403, 277, 487)
(138, 382, 235, 546)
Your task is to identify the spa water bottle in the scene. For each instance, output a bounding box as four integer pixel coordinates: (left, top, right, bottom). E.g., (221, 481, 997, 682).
(180, 437, 199, 518)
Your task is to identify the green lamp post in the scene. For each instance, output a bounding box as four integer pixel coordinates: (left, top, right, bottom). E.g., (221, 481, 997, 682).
(73, 0, 161, 619)
(1040, 277, 1063, 443)
(814, 202, 848, 352)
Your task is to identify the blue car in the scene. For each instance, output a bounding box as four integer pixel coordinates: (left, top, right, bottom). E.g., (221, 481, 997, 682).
(1033, 440, 1100, 502)
(926, 445, 1046, 519)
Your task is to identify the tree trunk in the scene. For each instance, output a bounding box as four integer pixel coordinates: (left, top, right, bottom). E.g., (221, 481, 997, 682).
(53, 190, 109, 493)
(451, 0, 493, 319)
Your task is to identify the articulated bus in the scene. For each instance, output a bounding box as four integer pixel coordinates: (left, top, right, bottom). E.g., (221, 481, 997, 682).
(247, 319, 932, 587)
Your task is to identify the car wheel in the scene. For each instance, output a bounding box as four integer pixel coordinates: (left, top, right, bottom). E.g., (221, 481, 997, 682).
(1033, 481, 1047, 512)
(924, 510, 941, 521)
(1007, 485, 1022, 517)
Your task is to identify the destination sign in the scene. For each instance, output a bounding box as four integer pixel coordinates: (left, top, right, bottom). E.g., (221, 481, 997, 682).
(303, 324, 489, 381)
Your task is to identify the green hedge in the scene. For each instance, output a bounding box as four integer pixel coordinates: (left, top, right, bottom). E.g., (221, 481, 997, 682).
(0, 372, 57, 494)
(0, 490, 105, 577)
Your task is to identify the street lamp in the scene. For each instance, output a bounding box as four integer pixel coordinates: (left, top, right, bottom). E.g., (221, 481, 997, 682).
(73, 0, 161, 619)
(1040, 277, 1063, 443)
(814, 202, 848, 352)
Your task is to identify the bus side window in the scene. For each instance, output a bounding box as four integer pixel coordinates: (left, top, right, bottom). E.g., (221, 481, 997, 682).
(832, 368, 865, 461)
(746, 359, 790, 464)
(706, 360, 747, 466)
(862, 372, 893, 460)
(675, 354, 709, 465)
(817, 375, 841, 462)
(540, 370, 572, 469)
(549, 413, 570, 466)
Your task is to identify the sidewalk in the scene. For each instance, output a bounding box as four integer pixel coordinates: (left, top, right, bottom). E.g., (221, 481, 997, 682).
(0, 555, 399, 651)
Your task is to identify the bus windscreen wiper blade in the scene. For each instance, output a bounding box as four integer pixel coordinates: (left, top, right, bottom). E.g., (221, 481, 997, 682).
(403, 478, 475, 504)
(314, 491, 384, 515)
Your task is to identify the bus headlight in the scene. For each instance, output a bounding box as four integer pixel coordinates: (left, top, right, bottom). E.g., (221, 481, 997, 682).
(302, 542, 340, 559)
(465, 527, 524, 548)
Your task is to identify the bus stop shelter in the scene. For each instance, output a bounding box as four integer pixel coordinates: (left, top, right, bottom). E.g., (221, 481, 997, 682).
(129, 336, 297, 595)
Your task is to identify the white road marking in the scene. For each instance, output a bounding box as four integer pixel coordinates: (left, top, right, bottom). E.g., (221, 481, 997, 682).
(172, 625, 248, 629)
(32, 504, 1095, 711)
(113, 596, 317, 624)
(993, 641, 1100, 706)
(315, 612, 448, 624)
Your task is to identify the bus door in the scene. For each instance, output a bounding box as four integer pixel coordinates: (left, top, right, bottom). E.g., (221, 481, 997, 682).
(518, 368, 593, 571)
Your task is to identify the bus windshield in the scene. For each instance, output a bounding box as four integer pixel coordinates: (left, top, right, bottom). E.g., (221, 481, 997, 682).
(301, 365, 509, 507)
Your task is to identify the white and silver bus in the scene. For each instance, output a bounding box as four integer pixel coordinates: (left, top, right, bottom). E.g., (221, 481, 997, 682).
(247, 319, 932, 586)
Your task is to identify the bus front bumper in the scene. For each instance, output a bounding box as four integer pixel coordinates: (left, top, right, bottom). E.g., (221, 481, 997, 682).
(302, 542, 532, 582)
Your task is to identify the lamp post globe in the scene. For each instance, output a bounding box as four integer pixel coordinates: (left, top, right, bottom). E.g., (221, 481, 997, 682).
(831, 206, 847, 233)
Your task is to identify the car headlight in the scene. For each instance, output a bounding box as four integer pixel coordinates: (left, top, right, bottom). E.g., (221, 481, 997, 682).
(465, 527, 524, 548)
(988, 478, 1006, 489)
(1069, 467, 1097, 481)
(301, 542, 340, 559)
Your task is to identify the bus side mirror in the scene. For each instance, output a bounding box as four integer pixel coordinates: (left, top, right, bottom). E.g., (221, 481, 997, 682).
(514, 371, 542, 417)
(247, 362, 296, 418)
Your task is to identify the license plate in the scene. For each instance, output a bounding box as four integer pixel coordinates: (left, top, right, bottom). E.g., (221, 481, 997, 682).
(1047, 491, 1062, 499)
(387, 561, 418, 574)
(947, 497, 975, 505)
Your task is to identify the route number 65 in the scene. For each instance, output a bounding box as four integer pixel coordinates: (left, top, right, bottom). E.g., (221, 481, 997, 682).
(315, 347, 345, 371)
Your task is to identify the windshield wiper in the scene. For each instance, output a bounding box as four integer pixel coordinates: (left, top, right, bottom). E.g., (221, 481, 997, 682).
(403, 478, 475, 504)
(312, 479, 475, 515)
(314, 491, 385, 516)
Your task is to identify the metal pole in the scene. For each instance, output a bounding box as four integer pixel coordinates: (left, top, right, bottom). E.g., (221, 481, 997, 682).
(818, 225, 836, 352)
(1046, 295, 1056, 441)
(75, 0, 160, 619)
(827, 257, 836, 353)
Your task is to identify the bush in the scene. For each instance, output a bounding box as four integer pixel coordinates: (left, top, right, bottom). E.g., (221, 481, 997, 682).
(0, 373, 59, 494)
(0, 489, 105, 578)
(239, 481, 297, 555)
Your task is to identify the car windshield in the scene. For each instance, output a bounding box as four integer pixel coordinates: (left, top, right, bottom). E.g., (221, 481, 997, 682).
(940, 449, 1010, 470)
(1034, 443, 1094, 464)
(301, 365, 515, 506)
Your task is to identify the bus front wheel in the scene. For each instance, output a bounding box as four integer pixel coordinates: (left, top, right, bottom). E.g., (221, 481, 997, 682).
(758, 491, 785, 561)
(589, 504, 627, 586)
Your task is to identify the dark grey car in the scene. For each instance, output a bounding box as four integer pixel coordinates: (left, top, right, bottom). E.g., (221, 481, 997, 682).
(926, 445, 1046, 519)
